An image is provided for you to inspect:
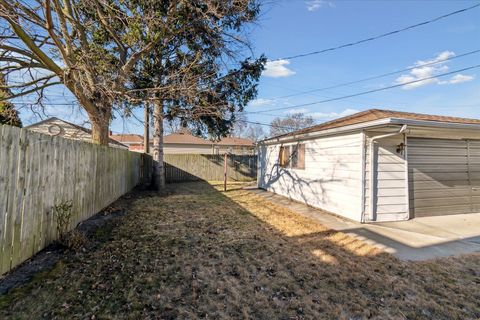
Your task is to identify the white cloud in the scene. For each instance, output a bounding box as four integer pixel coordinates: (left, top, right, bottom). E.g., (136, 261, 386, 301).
(444, 74, 475, 84)
(308, 108, 359, 120)
(306, 0, 334, 11)
(249, 98, 273, 107)
(263, 60, 295, 78)
(394, 51, 475, 89)
(285, 108, 309, 114)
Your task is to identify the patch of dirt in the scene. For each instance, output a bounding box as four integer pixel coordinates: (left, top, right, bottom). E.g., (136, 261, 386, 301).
(0, 193, 132, 296)
(0, 182, 479, 319)
(0, 245, 62, 295)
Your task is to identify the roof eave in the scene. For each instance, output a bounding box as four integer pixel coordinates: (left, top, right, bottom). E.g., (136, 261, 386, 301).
(259, 117, 480, 145)
(259, 118, 393, 145)
(389, 118, 480, 130)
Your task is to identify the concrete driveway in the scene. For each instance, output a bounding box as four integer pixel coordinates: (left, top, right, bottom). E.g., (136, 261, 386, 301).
(250, 188, 480, 261)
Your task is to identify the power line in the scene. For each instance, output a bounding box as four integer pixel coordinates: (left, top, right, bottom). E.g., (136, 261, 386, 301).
(251, 64, 480, 114)
(238, 119, 291, 129)
(276, 3, 480, 61)
(269, 49, 480, 100)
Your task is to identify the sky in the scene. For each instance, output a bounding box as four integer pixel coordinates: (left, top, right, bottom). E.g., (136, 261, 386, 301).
(15, 0, 480, 135)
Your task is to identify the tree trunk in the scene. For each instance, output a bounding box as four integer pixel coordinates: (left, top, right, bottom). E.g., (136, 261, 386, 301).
(90, 117, 110, 145)
(152, 99, 165, 193)
(144, 103, 150, 154)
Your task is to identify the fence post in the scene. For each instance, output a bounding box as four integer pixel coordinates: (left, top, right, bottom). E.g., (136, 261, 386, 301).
(224, 153, 227, 191)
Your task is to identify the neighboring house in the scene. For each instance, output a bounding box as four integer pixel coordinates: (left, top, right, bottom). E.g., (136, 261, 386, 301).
(109, 134, 144, 152)
(212, 136, 255, 155)
(25, 117, 127, 149)
(111, 130, 255, 155)
(163, 131, 213, 154)
(164, 131, 255, 154)
(257, 109, 480, 223)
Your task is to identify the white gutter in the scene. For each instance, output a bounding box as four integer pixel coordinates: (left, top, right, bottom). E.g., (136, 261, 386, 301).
(368, 124, 407, 222)
(388, 118, 480, 130)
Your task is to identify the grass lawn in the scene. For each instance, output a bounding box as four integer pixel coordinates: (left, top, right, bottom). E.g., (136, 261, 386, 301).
(1, 182, 479, 319)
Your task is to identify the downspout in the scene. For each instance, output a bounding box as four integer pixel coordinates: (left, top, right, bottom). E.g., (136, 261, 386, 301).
(368, 124, 407, 222)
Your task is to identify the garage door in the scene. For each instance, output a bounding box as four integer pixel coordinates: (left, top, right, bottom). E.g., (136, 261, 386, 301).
(408, 138, 480, 217)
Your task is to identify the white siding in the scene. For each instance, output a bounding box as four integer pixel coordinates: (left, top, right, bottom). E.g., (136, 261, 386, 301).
(258, 132, 363, 221)
(364, 133, 408, 222)
(164, 143, 213, 154)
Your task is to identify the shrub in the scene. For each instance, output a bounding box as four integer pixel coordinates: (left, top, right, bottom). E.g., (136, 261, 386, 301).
(52, 200, 73, 243)
(52, 201, 88, 251)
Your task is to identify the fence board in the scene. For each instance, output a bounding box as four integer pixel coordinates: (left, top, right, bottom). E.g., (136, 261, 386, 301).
(0, 126, 10, 271)
(0, 124, 151, 275)
(2, 126, 19, 273)
(164, 154, 257, 183)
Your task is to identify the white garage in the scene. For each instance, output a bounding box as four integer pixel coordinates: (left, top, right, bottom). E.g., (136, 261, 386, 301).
(257, 109, 480, 222)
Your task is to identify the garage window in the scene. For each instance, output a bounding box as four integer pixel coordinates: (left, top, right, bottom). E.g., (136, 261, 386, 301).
(292, 144, 305, 169)
(279, 144, 305, 169)
(279, 146, 290, 167)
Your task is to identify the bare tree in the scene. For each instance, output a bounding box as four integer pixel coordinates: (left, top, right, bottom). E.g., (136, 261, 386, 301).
(0, 0, 191, 144)
(244, 123, 266, 142)
(231, 111, 248, 137)
(270, 113, 316, 137)
(164, 118, 187, 135)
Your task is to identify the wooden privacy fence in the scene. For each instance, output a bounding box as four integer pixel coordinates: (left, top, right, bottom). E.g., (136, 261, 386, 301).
(164, 154, 257, 183)
(0, 124, 151, 275)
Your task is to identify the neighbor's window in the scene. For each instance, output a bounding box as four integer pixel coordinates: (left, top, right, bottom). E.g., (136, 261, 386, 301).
(291, 144, 305, 169)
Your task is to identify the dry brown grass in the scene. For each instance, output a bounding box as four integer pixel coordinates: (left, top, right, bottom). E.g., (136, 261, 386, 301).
(1, 182, 479, 319)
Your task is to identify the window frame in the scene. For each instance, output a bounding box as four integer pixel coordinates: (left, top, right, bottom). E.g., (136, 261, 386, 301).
(291, 144, 305, 170)
(278, 143, 305, 170)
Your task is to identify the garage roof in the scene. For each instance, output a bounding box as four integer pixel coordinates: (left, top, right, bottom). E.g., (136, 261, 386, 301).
(270, 109, 480, 140)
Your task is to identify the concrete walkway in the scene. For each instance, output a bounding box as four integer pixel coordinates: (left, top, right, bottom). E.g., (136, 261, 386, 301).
(248, 188, 480, 261)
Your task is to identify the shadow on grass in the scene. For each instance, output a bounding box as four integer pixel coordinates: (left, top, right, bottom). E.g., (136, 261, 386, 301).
(1, 181, 479, 319)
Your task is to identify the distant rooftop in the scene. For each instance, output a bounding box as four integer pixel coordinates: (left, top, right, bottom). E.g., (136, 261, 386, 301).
(215, 136, 254, 146)
(164, 132, 212, 145)
(110, 134, 144, 144)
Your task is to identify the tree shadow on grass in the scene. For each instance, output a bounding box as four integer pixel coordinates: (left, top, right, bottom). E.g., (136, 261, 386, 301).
(1, 181, 479, 320)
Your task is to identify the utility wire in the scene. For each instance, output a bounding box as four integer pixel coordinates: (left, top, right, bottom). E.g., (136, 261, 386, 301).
(270, 49, 480, 100)
(276, 3, 480, 61)
(251, 64, 480, 114)
(238, 119, 291, 129)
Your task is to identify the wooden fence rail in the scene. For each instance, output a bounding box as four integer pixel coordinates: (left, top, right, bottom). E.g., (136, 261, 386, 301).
(0, 124, 151, 275)
(164, 154, 257, 183)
